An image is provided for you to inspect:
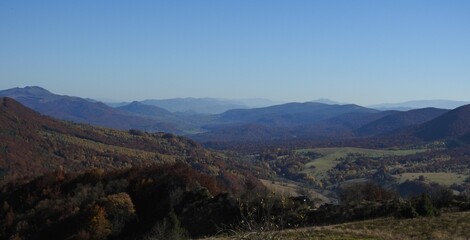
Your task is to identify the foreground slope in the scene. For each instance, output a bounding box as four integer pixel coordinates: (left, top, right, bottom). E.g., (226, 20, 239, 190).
(204, 211, 470, 240)
(0, 97, 220, 180)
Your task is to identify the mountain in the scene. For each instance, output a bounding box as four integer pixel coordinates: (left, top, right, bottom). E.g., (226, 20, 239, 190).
(0, 97, 221, 180)
(323, 110, 397, 129)
(194, 102, 382, 143)
(0, 86, 177, 132)
(109, 98, 280, 113)
(141, 98, 248, 114)
(116, 101, 209, 133)
(214, 102, 379, 127)
(357, 108, 449, 136)
(231, 98, 282, 108)
(369, 100, 470, 111)
(116, 101, 173, 118)
(411, 104, 470, 141)
(312, 98, 343, 105)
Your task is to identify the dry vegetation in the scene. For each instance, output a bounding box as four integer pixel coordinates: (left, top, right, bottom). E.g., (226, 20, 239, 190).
(203, 211, 470, 240)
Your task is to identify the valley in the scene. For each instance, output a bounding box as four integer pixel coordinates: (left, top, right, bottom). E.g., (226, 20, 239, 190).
(2, 1, 469, 239)
(0, 89, 469, 239)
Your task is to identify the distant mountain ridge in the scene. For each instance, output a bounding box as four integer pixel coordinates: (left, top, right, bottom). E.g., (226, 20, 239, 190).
(3, 86, 470, 146)
(116, 101, 173, 118)
(369, 100, 470, 110)
(0, 86, 178, 132)
(194, 102, 382, 142)
(108, 97, 281, 114)
(311, 98, 344, 105)
(219, 102, 378, 126)
(141, 98, 248, 114)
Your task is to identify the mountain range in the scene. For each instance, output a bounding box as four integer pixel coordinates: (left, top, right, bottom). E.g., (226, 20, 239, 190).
(2, 86, 470, 146)
(110, 97, 281, 114)
(0, 86, 181, 133)
(368, 100, 470, 111)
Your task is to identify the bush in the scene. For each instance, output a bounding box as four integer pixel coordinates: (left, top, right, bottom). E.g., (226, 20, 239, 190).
(340, 182, 397, 205)
(144, 210, 188, 240)
(415, 193, 439, 217)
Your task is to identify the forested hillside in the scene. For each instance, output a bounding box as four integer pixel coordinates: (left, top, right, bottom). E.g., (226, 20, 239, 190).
(0, 97, 242, 182)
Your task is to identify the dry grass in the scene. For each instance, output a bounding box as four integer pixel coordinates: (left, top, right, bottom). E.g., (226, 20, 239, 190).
(260, 179, 329, 200)
(202, 211, 470, 240)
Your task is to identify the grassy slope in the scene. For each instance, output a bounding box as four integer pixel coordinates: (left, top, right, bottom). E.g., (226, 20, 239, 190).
(289, 211, 470, 240)
(259, 179, 331, 203)
(204, 211, 470, 240)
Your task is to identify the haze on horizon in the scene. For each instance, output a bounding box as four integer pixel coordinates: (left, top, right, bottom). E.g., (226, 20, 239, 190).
(1, 1, 469, 105)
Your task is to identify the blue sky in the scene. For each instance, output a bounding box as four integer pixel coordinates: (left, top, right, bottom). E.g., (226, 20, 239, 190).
(1, 1, 469, 105)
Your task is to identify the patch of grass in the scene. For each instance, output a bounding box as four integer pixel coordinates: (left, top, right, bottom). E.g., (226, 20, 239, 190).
(299, 147, 427, 176)
(394, 172, 467, 186)
(260, 179, 303, 196)
(259, 179, 330, 203)
(297, 211, 470, 240)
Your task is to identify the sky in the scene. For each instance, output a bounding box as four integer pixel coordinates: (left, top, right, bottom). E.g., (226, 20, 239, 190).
(1, 1, 469, 105)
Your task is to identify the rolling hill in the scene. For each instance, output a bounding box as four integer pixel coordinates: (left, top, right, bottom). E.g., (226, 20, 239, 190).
(411, 104, 470, 141)
(357, 108, 449, 136)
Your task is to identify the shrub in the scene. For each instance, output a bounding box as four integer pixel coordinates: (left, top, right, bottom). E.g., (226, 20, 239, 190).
(415, 193, 439, 217)
(144, 210, 188, 240)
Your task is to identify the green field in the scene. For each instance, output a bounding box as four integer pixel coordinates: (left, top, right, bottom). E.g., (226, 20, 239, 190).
(299, 147, 427, 176)
(394, 172, 467, 186)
